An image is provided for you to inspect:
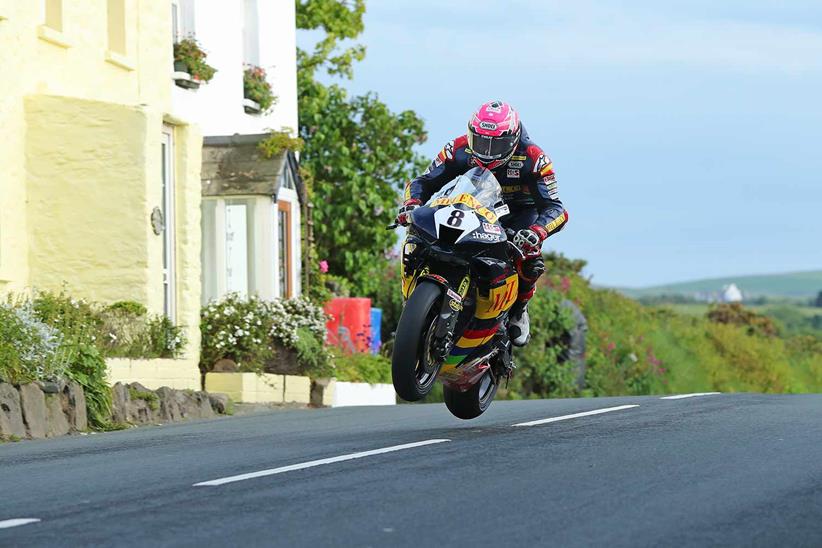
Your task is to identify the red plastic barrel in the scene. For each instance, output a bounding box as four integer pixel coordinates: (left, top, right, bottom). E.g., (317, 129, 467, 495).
(324, 298, 372, 353)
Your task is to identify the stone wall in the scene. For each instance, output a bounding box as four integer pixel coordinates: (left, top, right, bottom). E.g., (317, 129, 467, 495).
(0, 380, 231, 442)
(110, 382, 230, 425)
(0, 381, 87, 441)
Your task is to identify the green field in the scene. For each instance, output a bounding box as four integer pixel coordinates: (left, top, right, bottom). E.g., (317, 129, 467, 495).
(618, 271, 822, 299)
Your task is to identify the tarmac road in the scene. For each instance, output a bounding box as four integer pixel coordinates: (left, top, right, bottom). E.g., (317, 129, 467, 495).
(1, 393, 820, 547)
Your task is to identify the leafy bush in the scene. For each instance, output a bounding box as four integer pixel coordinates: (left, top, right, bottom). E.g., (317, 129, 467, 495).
(145, 315, 187, 358)
(506, 289, 577, 398)
(707, 303, 779, 337)
(1, 291, 187, 429)
(365, 259, 403, 344)
(29, 292, 186, 359)
(243, 65, 276, 112)
(173, 37, 217, 82)
(65, 344, 112, 429)
(373, 253, 822, 400)
(201, 293, 331, 377)
(334, 353, 391, 384)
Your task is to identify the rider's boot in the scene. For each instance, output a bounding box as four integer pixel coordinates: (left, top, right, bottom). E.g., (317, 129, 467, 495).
(508, 301, 531, 347)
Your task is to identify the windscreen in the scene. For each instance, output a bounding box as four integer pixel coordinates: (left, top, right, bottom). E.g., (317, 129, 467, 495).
(425, 167, 503, 209)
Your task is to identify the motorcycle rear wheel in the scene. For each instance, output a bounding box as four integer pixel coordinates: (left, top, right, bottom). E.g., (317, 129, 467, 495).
(392, 281, 443, 402)
(443, 371, 498, 420)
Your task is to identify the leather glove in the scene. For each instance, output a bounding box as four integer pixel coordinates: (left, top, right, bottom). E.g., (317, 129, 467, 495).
(513, 225, 548, 255)
(396, 199, 421, 226)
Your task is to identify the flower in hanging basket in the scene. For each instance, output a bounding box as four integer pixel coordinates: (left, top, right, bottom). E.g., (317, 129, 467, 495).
(243, 65, 277, 113)
(173, 37, 217, 84)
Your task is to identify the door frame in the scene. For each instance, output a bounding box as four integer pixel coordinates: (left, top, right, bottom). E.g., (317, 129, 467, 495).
(277, 199, 292, 298)
(161, 125, 177, 322)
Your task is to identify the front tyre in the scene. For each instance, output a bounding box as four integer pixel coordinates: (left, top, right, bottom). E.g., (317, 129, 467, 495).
(443, 371, 499, 420)
(392, 281, 443, 402)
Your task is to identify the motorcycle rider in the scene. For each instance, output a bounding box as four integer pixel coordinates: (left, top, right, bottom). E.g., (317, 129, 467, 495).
(397, 100, 568, 346)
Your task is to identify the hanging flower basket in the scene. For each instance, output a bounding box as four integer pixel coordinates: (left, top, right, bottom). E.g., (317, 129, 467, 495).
(172, 38, 216, 90)
(243, 65, 277, 114)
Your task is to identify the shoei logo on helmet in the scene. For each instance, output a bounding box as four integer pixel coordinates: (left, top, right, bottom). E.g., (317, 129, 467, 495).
(479, 121, 497, 131)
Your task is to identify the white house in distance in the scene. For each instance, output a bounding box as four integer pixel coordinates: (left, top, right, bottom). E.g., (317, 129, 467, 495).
(170, 0, 305, 303)
(720, 283, 744, 303)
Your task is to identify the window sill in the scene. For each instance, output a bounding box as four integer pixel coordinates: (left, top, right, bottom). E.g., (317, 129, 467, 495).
(172, 71, 201, 90)
(37, 25, 71, 48)
(242, 98, 261, 115)
(105, 50, 135, 71)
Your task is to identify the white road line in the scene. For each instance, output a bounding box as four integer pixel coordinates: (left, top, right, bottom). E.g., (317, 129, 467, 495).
(512, 405, 640, 427)
(193, 439, 451, 487)
(660, 392, 721, 400)
(0, 519, 41, 529)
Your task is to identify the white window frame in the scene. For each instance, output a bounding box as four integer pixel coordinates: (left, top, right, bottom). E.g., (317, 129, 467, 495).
(243, 0, 260, 67)
(172, 0, 195, 42)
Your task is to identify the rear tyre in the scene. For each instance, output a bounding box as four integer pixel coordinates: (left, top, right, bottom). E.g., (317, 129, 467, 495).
(392, 281, 443, 402)
(443, 371, 499, 420)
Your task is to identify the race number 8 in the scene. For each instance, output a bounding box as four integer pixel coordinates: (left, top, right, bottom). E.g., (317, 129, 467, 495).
(447, 209, 465, 227)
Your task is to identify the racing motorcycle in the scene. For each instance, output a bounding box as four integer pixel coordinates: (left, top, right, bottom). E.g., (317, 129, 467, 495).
(389, 167, 523, 419)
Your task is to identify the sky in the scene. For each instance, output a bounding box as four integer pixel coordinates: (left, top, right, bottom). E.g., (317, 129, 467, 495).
(298, 0, 822, 287)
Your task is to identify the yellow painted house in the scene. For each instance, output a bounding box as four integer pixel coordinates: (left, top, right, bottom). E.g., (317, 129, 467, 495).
(0, 1, 202, 388)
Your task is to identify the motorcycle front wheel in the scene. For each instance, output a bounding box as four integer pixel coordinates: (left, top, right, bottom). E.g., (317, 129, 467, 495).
(443, 371, 498, 420)
(392, 281, 443, 402)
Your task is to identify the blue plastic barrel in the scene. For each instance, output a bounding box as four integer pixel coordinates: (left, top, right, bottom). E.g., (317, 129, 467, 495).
(370, 308, 382, 354)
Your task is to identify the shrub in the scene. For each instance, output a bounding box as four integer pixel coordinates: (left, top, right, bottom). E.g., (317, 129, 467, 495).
(201, 293, 331, 377)
(173, 37, 217, 83)
(334, 353, 391, 384)
(145, 315, 187, 358)
(0, 303, 68, 384)
(66, 344, 112, 429)
(506, 289, 577, 398)
(707, 303, 779, 337)
(243, 65, 276, 112)
(366, 259, 404, 344)
(29, 291, 186, 360)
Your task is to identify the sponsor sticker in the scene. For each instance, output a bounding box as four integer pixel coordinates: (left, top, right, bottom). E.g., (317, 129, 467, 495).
(458, 275, 471, 297)
(446, 288, 462, 302)
(475, 232, 502, 242)
(482, 222, 501, 234)
(508, 160, 524, 169)
(479, 121, 497, 131)
(507, 168, 520, 179)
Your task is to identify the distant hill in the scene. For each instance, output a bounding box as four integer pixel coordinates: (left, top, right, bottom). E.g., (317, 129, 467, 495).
(617, 271, 822, 300)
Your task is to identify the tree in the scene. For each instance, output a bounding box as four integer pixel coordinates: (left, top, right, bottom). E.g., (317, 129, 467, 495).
(296, 0, 427, 296)
(815, 291, 822, 308)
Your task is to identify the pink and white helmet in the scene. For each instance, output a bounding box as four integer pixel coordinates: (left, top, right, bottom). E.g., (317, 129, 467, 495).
(467, 100, 522, 170)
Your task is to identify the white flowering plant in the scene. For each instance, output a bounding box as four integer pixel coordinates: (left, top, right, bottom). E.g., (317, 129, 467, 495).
(201, 293, 332, 376)
(0, 303, 69, 384)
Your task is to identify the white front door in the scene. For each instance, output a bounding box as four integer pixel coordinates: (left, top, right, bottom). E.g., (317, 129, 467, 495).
(161, 126, 177, 322)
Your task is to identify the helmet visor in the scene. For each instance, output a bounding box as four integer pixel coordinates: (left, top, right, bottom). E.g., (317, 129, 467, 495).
(467, 130, 518, 161)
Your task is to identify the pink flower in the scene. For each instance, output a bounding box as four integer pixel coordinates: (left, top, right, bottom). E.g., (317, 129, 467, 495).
(319, 260, 329, 274)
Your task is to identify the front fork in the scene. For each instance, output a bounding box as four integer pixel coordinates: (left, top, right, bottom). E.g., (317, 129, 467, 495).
(420, 274, 469, 363)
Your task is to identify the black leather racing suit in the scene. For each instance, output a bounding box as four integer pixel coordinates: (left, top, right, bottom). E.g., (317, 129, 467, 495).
(405, 127, 568, 305)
